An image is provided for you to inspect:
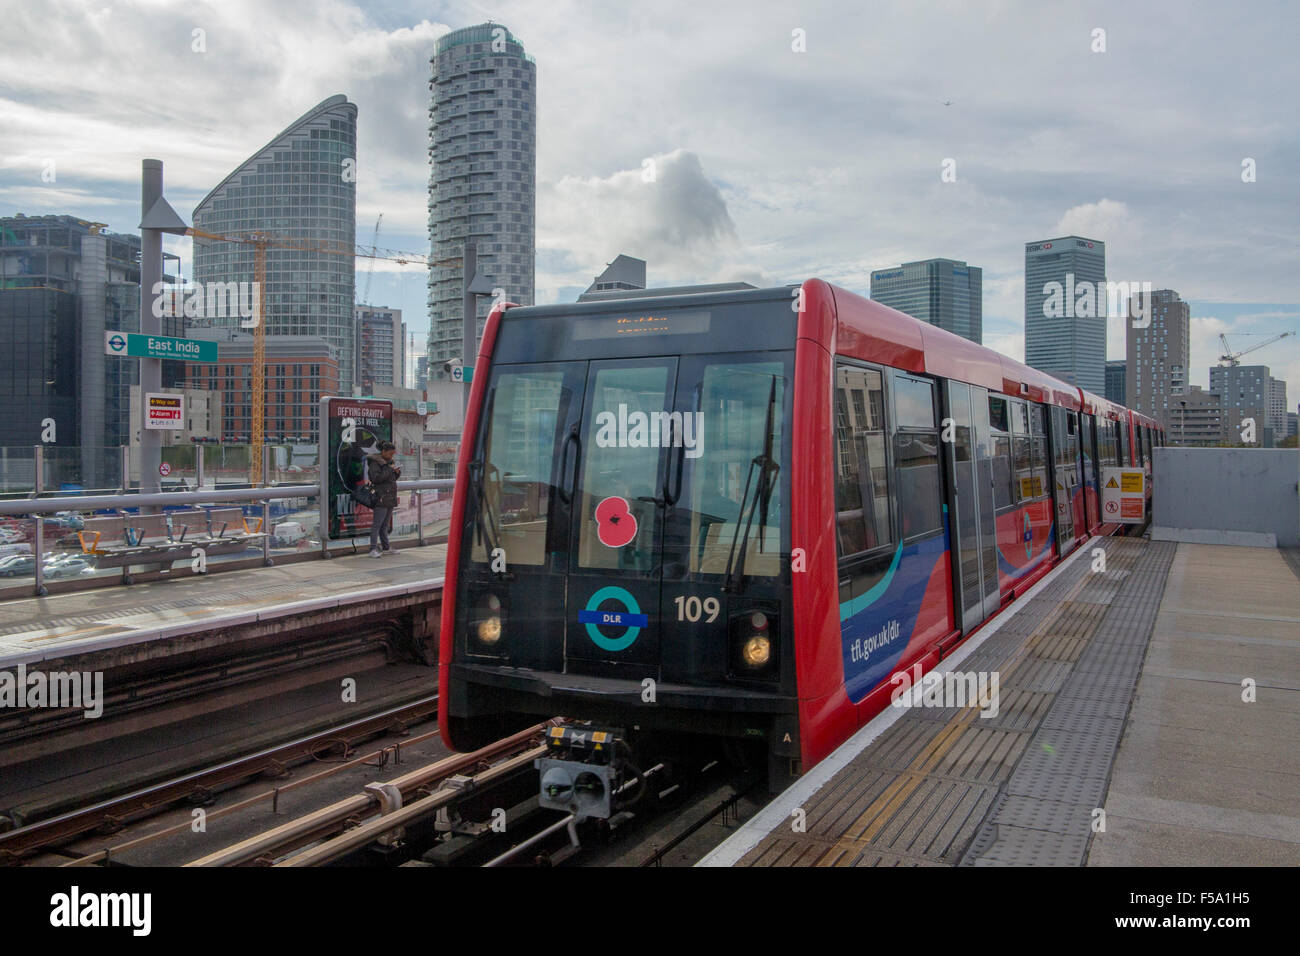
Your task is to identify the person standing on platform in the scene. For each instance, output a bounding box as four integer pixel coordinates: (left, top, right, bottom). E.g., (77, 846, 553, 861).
(366, 441, 401, 557)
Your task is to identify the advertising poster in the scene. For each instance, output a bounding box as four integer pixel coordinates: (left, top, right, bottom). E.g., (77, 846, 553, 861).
(320, 397, 393, 540)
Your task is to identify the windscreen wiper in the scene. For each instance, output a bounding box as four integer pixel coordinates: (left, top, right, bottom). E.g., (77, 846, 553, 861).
(723, 376, 780, 593)
(468, 386, 502, 562)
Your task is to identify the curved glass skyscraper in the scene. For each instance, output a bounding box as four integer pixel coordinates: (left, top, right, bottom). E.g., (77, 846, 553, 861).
(193, 94, 358, 389)
(427, 24, 536, 378)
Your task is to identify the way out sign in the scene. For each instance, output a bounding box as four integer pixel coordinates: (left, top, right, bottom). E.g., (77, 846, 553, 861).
(145, 393, 184, 430)
(1101, 467, 1145, 524)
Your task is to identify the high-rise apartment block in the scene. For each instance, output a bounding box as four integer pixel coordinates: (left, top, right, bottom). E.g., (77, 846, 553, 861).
(1126, 289, 1189, 429)
(427, 24, 536, 378)
(354, 305, 405, 391)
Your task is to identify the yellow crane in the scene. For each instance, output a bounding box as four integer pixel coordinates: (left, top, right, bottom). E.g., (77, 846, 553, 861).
(186, 226, 459, 482)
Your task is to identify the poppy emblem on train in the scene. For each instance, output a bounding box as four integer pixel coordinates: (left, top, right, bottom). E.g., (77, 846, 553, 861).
(594, 496, 638, 548)
(1022, 511, 1033, 559)
(578, 586, 648, 652)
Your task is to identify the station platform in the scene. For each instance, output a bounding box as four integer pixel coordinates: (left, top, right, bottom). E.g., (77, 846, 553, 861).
(701, 536, 1300, 867)
(0, 543, 448, 671)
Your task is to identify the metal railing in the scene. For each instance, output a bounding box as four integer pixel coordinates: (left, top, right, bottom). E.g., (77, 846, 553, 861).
(0, 448, 455, 596)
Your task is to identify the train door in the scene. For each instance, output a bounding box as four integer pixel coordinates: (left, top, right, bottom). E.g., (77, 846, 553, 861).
(564, 357, 679, 675)
(1049, 406, 1077, 554)
(943, 382, 1000, 632)
(1080, 413, 1099, 529)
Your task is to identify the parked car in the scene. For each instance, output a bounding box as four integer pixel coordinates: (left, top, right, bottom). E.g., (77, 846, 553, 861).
(0, 527, 25, 543)
(0, 555, 35, 577)
(45, 557, 96, 579)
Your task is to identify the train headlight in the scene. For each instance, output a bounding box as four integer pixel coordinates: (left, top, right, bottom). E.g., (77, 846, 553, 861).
(741, 635, 771, 668)
(730, 604, 779, 680)
(473, 592, 503, 648)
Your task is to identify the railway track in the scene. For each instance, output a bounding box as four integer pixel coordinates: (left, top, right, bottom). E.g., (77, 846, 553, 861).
(0, 694, 440, 864)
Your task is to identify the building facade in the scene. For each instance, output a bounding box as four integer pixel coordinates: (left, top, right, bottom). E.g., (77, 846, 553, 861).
(0, 214, 183, 487)
(1173, 385, 1223, 446)
(1210, 364, 1273, 446)
(870, 258, 983, 344)
(427, 23, 536, 378)
(192, 95, 358, 389)
(579, 254, 646, 300)
(1104, 359, 1126, 406)
(1024, 236, 1106, 393)
(183, 328, 339, 443)
(1266, 377, 1288, 440)
(1126, 289, 1189, 429)
(354, 305, 405, 391)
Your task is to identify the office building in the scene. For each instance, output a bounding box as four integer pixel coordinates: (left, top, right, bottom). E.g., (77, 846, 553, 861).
(0, 214, 183, 486)
(579, 255, 646, 300)
(183, 328, 339, 443)
(427, 23, 536, 377)
(355, 305, 405, 391)
(192, 95, 358, 389)
(1024, 236, 1106, 393)
(1104, 359, 1126, 406)
(870, 258, 983, 344)
(1126, 289, 1189, 429)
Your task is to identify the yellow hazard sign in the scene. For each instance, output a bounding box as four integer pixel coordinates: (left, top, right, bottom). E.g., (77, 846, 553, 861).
(1105, 476, 1119, 489)
(1121, 472, 1143, 493)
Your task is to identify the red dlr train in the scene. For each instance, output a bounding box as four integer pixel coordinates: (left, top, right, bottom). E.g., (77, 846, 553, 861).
(438, 280, 1162, 788)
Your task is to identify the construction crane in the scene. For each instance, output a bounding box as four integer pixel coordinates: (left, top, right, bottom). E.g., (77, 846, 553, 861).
(185, 226, 460, 482)
(1218, 330, 1294, 367)
(359, 213, 382, 309)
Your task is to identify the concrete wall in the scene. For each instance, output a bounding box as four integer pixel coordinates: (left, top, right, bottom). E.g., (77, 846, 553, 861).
(1152, 447, 1300, 547)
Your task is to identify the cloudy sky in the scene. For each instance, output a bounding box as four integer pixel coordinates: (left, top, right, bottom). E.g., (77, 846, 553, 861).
(2, 0, 1298, 394)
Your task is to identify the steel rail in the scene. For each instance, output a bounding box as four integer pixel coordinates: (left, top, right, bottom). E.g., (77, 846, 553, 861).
(0, 695, 440, 862)
(274, 745, 548, 867)
(187, 723, 551, 867)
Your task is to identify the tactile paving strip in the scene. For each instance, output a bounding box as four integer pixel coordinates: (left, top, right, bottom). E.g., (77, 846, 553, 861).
(959, 539, 1176, 866)
(735, 537, 1176, 868)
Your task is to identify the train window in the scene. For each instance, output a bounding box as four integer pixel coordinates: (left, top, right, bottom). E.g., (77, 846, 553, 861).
(1010, 401, 1029, 436)
(834, 364, 892, 557)
(988, 396, 1014, 510)
(893, 432, 942, 538)
(991, 434, 1013, 509)
(988, 396, 1009, 433)
(576, 363, 671, 573)
(684, 358, 787, 577)
(1029, 405, 1047, 497)
(893, 375, 937, 429)
(471, 366, 575, 567)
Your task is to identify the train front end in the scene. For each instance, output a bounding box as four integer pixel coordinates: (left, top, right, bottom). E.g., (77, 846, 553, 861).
(439, 287, 803, 788)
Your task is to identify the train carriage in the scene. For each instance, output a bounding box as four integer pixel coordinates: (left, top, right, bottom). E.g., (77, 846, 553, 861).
(439, 279, 1157, 789)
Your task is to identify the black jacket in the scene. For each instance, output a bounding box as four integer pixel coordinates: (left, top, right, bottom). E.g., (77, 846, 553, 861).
(366, 454, 401, 509)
